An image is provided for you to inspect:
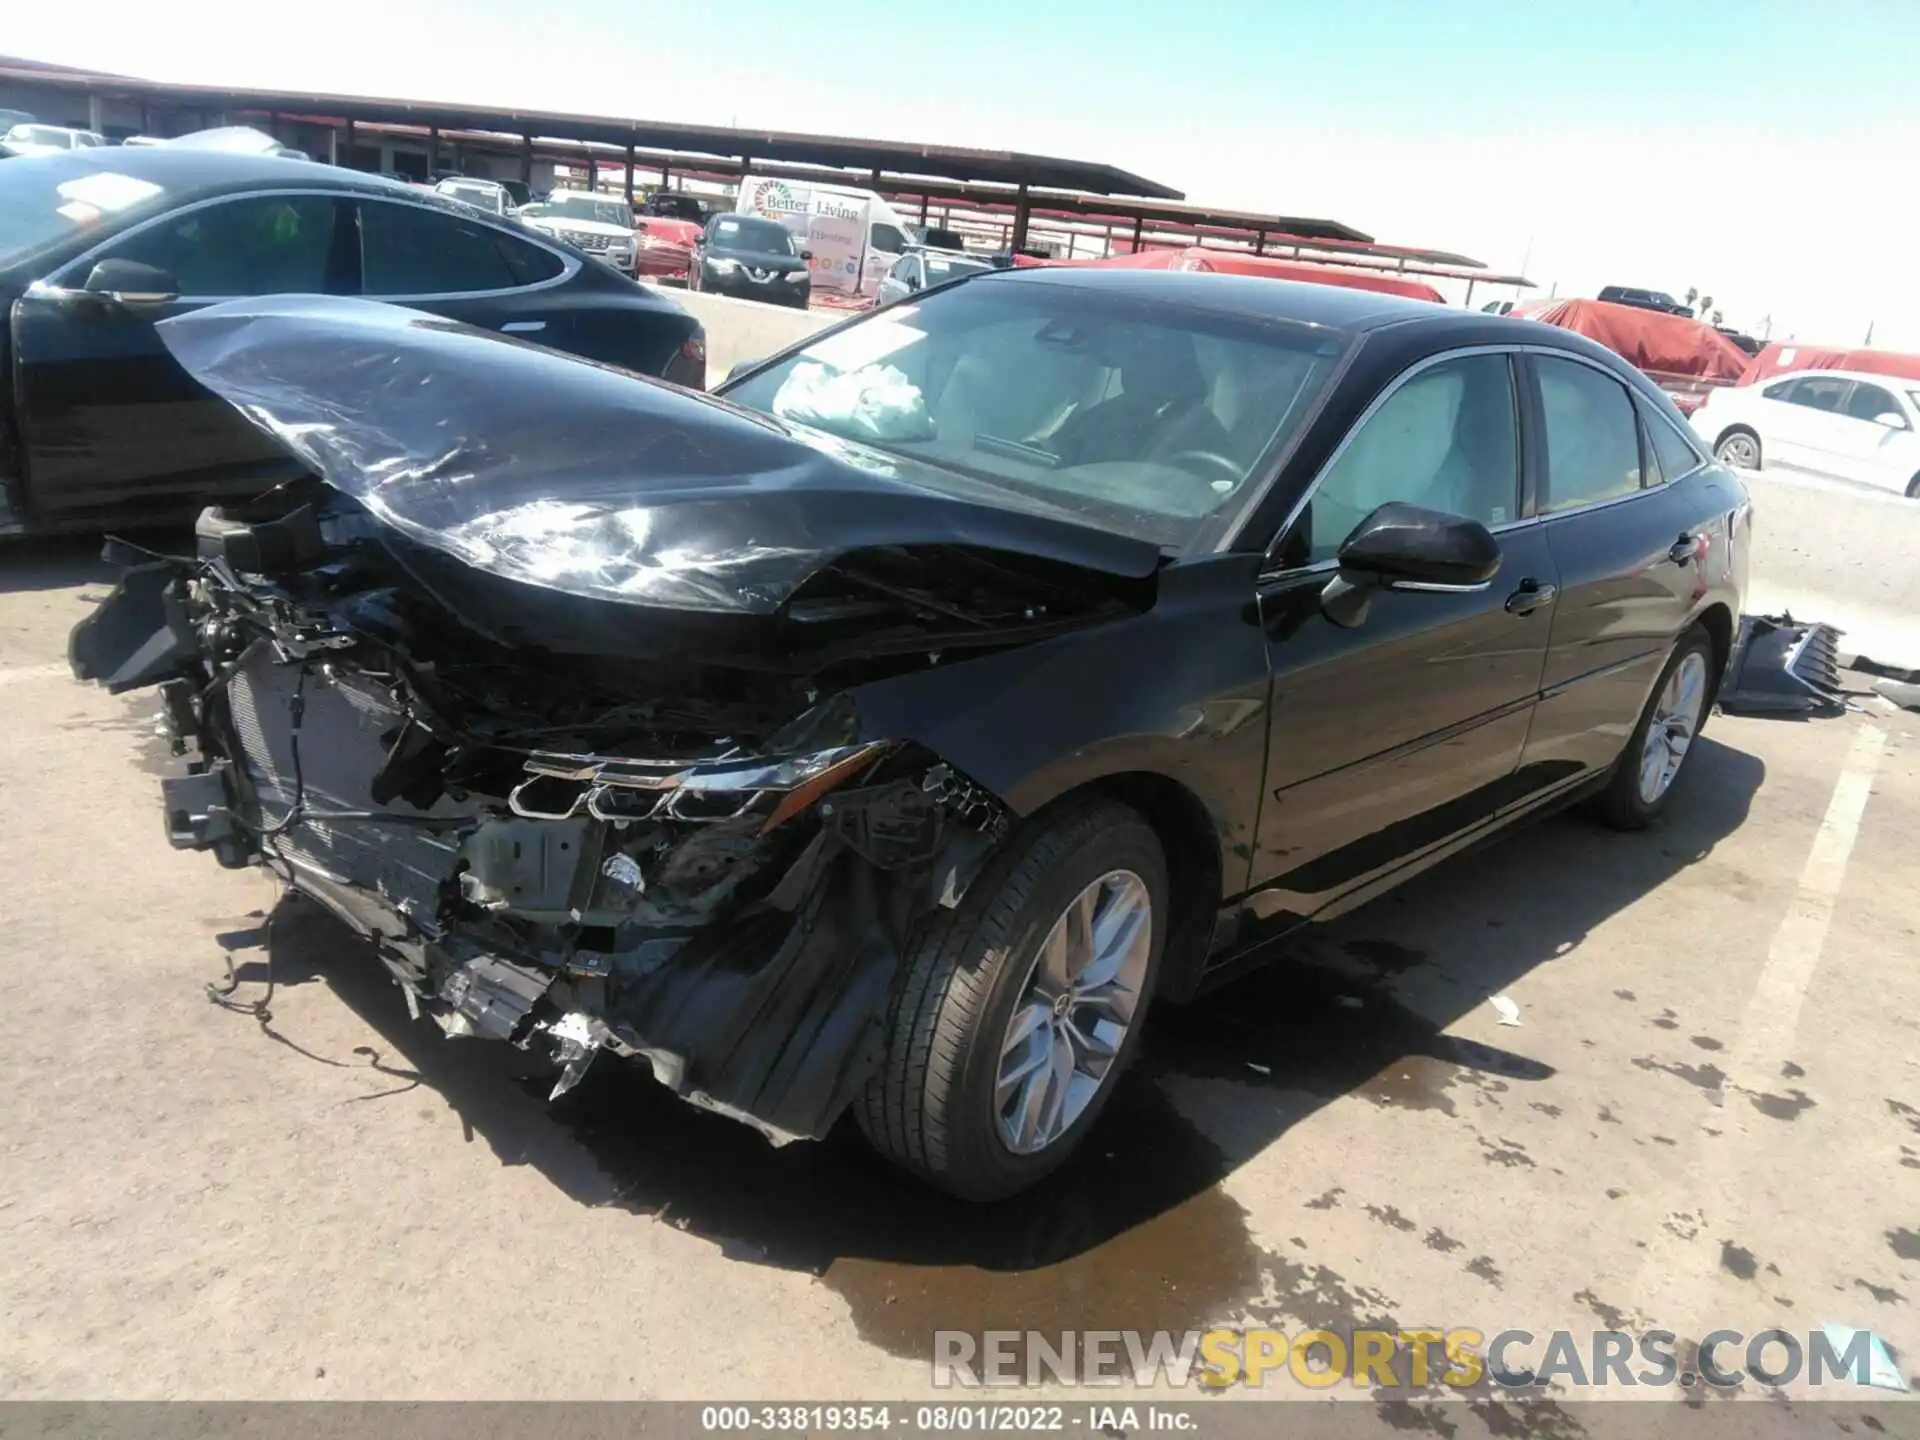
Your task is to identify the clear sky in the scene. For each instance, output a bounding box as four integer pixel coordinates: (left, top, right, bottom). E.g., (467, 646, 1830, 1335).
(10, 1, 1918, 343)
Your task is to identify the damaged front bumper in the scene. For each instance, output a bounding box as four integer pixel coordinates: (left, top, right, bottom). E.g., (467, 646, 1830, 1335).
(72, 535, 1010, 1145)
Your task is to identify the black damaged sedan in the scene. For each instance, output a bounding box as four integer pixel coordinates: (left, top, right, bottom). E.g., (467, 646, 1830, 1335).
(0, 145, 704, 537)
(72, 269, 1749, 1200)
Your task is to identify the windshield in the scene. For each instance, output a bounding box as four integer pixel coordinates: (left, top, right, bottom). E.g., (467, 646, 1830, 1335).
(711, 217, 798, 255)
(0, 156, 171, 271)
(925, 254, 989, 284)
(9, 125, 75, 148)
(440, 182, 505, 213)
(721, 276, 1349, 547)
(546, 194, 630, 227)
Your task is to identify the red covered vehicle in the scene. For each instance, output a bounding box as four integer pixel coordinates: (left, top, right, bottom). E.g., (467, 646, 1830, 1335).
(632, 216, 702, 281)
(1738, 343, 1920, 387)
(1513, 299, 1751, 416)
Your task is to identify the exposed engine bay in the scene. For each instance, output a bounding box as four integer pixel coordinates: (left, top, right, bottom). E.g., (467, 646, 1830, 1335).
(72, 483, 1154, 1143)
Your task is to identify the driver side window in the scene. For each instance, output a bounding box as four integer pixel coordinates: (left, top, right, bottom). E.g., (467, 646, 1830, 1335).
(92, 194, 342, 297)
(1292, 353, 1519, 565)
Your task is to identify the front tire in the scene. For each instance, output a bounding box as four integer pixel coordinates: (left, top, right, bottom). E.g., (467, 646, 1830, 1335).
(857, 798, 1167, 1201)
(1591, 626, 1716, 831)
(1714, 427, 1762, 470)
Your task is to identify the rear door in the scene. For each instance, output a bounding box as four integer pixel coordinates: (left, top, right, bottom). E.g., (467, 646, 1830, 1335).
(13, 191, 354, 526)
(1246, 349, 1559, 920)
(1519, 354, 1706, 777)
(356, 198, 688, 376)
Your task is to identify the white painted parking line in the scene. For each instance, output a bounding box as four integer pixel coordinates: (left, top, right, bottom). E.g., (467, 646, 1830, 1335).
(0, 662, 70, 687)
(1629, 722, 1886, 1335)
(1734, 723, 1886, 1060)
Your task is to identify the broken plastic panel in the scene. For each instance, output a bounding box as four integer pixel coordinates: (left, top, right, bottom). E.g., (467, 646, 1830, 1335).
(1718, 613, 1848, 716)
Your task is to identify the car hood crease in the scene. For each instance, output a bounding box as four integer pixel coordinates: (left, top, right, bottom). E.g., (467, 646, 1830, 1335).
(156, 295, 1163, 614)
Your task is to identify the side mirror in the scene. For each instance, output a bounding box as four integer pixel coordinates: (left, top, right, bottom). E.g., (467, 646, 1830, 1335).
(82, 258, 180, 305)
(1319, 502, 1501, 629)
(1873, 411, 1909, 430)
(800, 249, 814, 261)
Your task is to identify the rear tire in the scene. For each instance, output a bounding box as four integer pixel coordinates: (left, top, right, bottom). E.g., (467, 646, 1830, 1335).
(1713, 427, 1761, 470)
(1591, 626, 1717, 831)
(856, 798, 1167, 1201)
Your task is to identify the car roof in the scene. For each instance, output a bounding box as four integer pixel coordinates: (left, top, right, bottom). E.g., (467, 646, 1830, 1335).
(9, 143, 445, 201)
(985, 265, 1455, 330)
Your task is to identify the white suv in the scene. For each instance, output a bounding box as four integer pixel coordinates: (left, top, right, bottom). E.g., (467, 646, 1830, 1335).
(518, 191, 637, 276)
(1691, 369, 1920, 497)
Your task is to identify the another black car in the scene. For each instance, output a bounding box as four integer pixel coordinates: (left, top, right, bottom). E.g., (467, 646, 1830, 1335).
(1598, 285, 1694, 317)
(0, 147, 705, 536)
(72, 271, 1749, 1201)
(688, 212, 812, 308)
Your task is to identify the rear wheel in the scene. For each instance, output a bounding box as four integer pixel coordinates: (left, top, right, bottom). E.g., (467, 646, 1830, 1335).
(857, 798, 1166, 1201)
(1714, 428, 1761, 470)
(1591, 626, 1716, 831)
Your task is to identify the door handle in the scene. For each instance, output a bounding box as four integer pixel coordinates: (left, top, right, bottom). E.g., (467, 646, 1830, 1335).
(1669, 533, 1702, 565)
(1504, 579, 1557, 615)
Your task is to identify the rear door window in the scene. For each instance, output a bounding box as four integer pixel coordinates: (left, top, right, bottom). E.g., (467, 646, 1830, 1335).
(1536, 356, 1643, 511)
(360, 200, 526, 295)
(1790, 376, 1850, 412)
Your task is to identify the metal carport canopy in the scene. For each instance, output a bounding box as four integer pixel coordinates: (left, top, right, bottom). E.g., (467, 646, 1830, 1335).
(0, 60, 1184, 199)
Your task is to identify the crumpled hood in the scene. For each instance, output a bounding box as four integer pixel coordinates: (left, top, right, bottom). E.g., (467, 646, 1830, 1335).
(157, 295, 1162, 614)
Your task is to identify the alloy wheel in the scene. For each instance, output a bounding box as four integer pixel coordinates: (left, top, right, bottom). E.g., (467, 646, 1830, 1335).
(1638, 651, 1709, 805)
(1716, 433, 1759, 469)
(994, 870, 1152, 1155)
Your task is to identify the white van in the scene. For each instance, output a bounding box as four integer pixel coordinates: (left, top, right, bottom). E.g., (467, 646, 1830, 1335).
(735, 175, 912, 298)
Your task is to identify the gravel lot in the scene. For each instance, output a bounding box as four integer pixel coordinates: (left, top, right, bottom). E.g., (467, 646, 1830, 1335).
(2, 535, 1916, 1415)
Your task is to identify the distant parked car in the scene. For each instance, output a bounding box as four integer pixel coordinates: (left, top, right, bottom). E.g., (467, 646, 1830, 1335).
(0, 146, 705, 535)
(874, 249, 991, 305)
(435, 176, 512, 216)
(687, 213, 812, 307)
(1598, 286, 1693, 317)
(1691, 369, 1920, 496)
(517, 190, 638, 275)
(1480, 299, 1515, 315)
(2, 123, 109, 157)
(640, 190, 706, 223)
(632, 216, 702, 280)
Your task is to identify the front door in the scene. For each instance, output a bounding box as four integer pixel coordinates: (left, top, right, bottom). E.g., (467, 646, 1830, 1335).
(1765, 374, 1853, 473)
(13, 192, 353, 528)
(1247, 350, 1556, 920)
(1830, 378, 1918, 489)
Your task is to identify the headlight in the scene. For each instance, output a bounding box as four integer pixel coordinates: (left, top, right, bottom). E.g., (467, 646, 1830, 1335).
(708, 257, 740, 274)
